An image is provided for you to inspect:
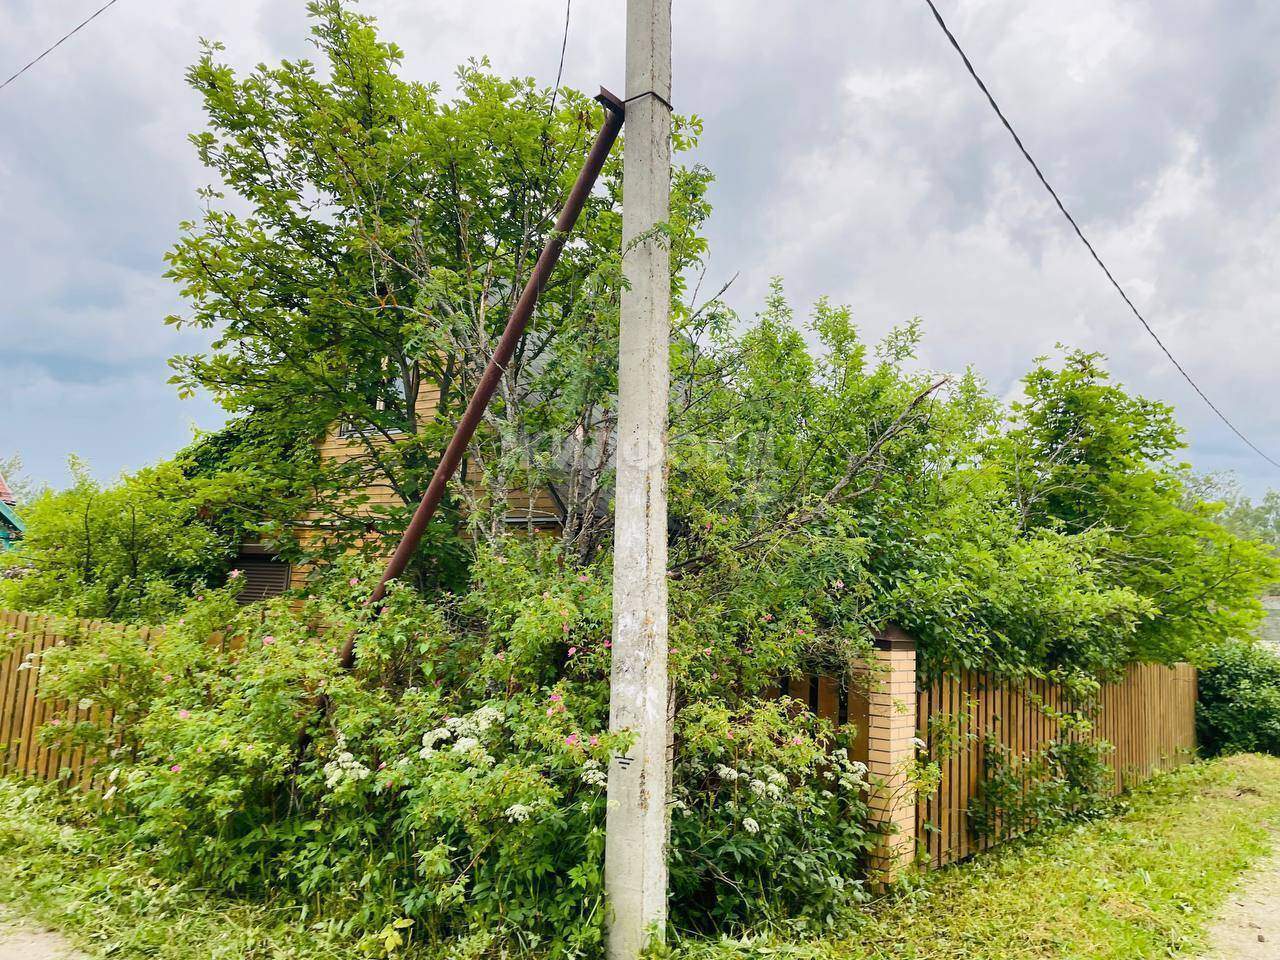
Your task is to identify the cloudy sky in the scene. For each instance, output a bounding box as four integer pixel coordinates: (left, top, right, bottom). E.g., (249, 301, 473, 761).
(2, 0, 1279, 496)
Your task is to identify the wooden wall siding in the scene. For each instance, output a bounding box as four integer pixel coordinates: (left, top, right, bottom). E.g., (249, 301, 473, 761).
(287, 381, 562, 592)
(915, 662, 1197, 869)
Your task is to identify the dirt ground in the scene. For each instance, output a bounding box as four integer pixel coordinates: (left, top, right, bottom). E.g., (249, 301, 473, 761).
(1203, 846, 1280, 960)
(0, 908, 82, 960)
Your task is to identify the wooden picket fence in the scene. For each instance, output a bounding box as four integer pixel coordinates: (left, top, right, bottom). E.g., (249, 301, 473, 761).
(0, 610, 139, 785)
(914, 662, 1197, 868)
(1, 610, 1197, 872)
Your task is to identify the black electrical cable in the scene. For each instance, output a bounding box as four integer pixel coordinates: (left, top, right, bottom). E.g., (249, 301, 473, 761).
(549, 0, 571, 116)
(0, 0, 123, 94)
(921, 0, 1280, 470)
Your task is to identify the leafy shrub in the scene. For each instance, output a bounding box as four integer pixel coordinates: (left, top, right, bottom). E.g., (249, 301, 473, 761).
(969, 733, 1114, 842)
(0, 457, 235, 623)
(670, 702, 872, 933)
(34, 542, 873, 956)
(1197, 639, 1280, 756)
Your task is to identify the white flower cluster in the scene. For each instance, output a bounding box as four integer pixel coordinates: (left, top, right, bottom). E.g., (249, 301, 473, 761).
(718, 762, 787, 800)
(417, 706, 501, 766)
(581, 758, 607, 787)
(505, 803, 533, 823)
(419, 727, 450, 758)
(324, 734, 371, 790)
(709, 762, 794, 836)
(821, 752, 869, 791)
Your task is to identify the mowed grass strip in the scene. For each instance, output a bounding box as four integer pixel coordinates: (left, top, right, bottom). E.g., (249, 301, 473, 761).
(681, 753, 1280, 960)
(0, 754, 1278, 959)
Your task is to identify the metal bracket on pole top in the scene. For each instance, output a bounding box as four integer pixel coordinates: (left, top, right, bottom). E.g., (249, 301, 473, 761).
(597, 86, 626, 118)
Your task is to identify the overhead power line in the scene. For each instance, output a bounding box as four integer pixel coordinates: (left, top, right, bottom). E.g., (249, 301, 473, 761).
(920, 0, 1280, 471)
(0, 0, 123, 95)
(551, 0, 572, 109)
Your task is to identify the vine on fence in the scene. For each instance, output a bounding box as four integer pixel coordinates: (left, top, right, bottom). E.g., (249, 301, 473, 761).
(968, 733, 1114, 843)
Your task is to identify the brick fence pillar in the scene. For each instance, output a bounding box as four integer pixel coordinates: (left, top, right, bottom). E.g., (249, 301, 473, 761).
(864, 625, 918, 884)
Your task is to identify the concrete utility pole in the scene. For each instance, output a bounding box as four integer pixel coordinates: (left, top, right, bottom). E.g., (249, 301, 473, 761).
(605, 1, 672, 958)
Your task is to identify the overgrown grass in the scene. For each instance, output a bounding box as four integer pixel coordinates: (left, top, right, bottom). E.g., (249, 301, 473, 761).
(0, 755, 1278, 959)
(0, 780, 359, 958)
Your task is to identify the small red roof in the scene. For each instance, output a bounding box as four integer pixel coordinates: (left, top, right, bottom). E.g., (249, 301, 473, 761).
(0, 473, 14, 506)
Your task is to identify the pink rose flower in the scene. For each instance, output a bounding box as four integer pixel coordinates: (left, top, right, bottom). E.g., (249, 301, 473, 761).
(565, 734, 579, 747)
(349, 577, 360, 586)
(228, 569, 241, 579)
(568, 646, 578, 657)
(178, 709, 191, 720)
(262, 635, 275, 646)
(170, 764, 182, 773)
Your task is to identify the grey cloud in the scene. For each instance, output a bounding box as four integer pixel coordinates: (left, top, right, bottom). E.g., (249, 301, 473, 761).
(1, 0, 1278, 496)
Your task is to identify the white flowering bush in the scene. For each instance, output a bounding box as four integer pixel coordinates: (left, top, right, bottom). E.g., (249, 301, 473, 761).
(34, 539, 876, 956)
(670, 700, 873, 932)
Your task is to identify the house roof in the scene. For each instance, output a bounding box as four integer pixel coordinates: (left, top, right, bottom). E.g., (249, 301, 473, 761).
(0, 472, 14, 506)
(0, 500, 22, 535)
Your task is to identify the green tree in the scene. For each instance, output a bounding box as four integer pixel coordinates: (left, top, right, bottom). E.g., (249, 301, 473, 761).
(994, 350, 1279, 668)
(0, 453, 39, 505)
(0, 457, 234, 622)
(1184, 471, 1280, 554)
(665, 287, 1152, 683)
(165, 0, 711, 584)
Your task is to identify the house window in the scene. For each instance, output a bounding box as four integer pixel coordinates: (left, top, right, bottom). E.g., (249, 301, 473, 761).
(339, 363, 411, 438)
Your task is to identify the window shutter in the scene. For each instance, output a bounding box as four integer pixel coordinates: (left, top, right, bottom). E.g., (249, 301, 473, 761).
(235, 557, 291, 603)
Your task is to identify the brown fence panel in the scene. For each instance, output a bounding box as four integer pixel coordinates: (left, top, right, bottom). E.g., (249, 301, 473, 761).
(916, 662, 1197, 868)
(0, 611, 153, 787)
